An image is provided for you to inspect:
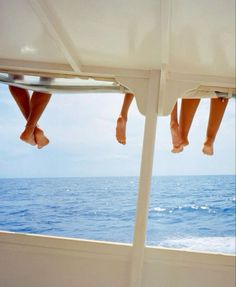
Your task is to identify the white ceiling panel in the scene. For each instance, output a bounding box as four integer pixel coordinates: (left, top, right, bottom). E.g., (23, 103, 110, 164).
(46, 0, 162, 69)
(0, 0, 67, 63)
(170, 0, 235, 77)
(0, 0, 235, 75)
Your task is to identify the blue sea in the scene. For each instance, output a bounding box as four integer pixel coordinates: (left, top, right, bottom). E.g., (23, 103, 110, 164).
(0, 175, 235, 254)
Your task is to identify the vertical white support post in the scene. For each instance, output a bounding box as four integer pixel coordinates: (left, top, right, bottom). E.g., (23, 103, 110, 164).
(129, 70, 160, 287)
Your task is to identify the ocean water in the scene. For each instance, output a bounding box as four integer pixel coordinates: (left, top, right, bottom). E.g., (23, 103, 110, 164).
(0, 175, 235, 254)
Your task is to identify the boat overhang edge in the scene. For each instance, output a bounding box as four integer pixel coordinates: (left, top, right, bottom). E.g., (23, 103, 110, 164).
(1, 60, 235, 117)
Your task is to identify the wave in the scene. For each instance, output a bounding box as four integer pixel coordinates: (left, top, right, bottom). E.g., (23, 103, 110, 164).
(151, 204, 235, 214)
(158, 237, 236, 254)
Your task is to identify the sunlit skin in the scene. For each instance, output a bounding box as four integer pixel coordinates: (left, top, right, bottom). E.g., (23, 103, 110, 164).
(202, 98, 229, 155)
(116, 93, 134, 145)
(170, 99, 200, 153)
(116, 93, 228, 156)
(170, 102, 183, 153)
(170, 98, 228, 155)
(9, 84, 51, 149)
(179, 99, 201, 147)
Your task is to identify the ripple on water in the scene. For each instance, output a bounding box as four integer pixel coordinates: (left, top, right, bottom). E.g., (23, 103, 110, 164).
(0, 176, 235, 254)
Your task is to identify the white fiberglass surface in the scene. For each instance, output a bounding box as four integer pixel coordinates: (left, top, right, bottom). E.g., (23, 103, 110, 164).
(47, 0, 162, 69)
(0, 72, 127, 94)
(0, 73, 118, 87)
(170, 0, 235, 77)
(1, 0, 235, 74)
(0, 0, 67, 63)
(0, 0, 162, 69)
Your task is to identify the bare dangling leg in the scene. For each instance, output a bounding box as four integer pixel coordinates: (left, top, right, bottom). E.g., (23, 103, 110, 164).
(116, 93, 134, 145)
(9, 86, 31, 119)
(9, 86, 36, 145)
(20, 92, 51, 148)
(170, 101, 183, 153)
(9, 86, 51, 148)
(179, 98, 201, 146)
(202, 98, 229, 155)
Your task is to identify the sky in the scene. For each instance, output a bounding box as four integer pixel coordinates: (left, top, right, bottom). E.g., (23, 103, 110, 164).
(0, 83, 235, 178)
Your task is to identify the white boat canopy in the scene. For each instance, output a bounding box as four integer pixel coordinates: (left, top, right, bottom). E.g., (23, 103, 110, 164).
(0, 2, 235, 287)
(0, 0, 235, 115)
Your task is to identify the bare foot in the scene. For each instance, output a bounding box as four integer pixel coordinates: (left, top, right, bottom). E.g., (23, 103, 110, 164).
(202, 144, 214, 156)
(34, 127, 49, 149)
(172, 145, 184, 153)
(181, 139, 189, 147)
(20, 127, 36, 146)
(170, 122, 183, 153)
(116, 116, 127, 145)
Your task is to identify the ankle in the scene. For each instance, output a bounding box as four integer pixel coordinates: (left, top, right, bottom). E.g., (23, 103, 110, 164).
(118, 115, 127, 121)
(170, 121, 178, 129)
(26, 123, 36, 129)
(181, 138, 189, 146)
(35, 126, 43, 133)
(24, 124, 36, 135)
(204, 137, 215, 146)
(179, 131, 189, 146)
